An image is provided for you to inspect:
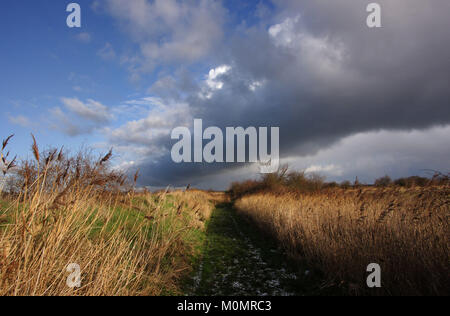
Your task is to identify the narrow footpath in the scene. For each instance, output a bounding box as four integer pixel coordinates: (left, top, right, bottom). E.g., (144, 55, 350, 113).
(185, 203, 323, 296)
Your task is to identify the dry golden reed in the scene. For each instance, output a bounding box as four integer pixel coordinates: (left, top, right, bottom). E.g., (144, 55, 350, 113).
(235, 187, 450, 295)
(0, 135, 220, 296)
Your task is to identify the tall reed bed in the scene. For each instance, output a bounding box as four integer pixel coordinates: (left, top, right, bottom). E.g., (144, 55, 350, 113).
(0, 135, 217, 295)
(235, 187, 449, 295)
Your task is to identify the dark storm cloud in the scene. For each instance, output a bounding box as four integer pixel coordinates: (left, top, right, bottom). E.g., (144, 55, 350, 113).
(109, 0, 450, 188)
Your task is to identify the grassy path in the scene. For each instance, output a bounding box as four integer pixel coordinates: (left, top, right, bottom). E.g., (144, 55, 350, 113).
(184, 203, 321, 296)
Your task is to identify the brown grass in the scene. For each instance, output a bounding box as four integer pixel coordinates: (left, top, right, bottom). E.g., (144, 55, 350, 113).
(235, 186, 450, 295)
(0, 135, 221, 296)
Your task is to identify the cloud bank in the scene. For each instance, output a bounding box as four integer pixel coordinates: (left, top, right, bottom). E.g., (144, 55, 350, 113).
(61, 0, 450, 189)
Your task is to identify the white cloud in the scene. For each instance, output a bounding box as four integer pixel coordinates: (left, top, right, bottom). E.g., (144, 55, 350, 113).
(47, 98, 113, 136)
(206, 65, 231, 90)
(105, 97, 191, 154)
(305, 164, 343, 175)
(268, 16, 300, 47)
(61, 98, 112, 123)
(97, 42, 116, 60)
(112, 159, 136, 172)
(100, 0, 225, 75)
(200, 65, 231, 99)
(8, 115, 31, 128)
(268, 16, 347, 80)
(249, 80, 265, 92)
(100, 97, 193, 173)
(285, 125, 450, 183)
(49, 107, 85, 136)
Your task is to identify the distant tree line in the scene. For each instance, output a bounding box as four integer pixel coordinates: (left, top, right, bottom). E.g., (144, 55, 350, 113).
(228, 166, 450, 199)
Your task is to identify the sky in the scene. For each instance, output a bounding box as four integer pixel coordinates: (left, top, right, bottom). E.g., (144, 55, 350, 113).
(1, 0, 449, 190)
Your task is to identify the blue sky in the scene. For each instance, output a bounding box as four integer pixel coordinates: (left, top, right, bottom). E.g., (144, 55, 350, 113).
(0, 0, 270, 158)
(1, 1, 130, 156)
(1, 0, 449, 189)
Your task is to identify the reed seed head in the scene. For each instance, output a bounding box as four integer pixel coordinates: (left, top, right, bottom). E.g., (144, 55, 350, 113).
(31, 134, 40, 163)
